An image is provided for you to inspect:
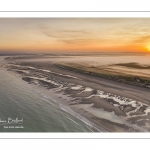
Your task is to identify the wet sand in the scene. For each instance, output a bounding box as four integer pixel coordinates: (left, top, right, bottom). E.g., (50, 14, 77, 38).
(3, 55, 150, 132)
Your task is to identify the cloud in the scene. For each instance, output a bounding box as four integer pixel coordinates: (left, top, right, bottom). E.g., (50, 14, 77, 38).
(132, 35, 150, 44)
(42, 29, 91, 38)
(41, 28, 94, 45)
(58, 38, 89, 44)
(61, 30, 90, 34)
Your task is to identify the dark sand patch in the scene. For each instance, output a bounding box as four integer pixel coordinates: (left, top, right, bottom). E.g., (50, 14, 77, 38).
(123, 105, 134, 113)
(72, 90, 97, 97)
(130, 105, 147, 116)
(114, 62, 150, 69)
(63, 88, 84, 95)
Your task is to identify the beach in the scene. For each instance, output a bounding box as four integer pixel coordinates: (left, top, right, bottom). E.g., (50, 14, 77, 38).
(3, 53, 150, 132)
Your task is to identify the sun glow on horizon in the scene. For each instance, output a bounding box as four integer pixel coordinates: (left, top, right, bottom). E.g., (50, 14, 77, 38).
(145, 45, 150, 52)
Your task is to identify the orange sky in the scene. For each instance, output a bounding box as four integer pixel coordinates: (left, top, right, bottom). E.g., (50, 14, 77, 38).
(0, 18, 150, 53)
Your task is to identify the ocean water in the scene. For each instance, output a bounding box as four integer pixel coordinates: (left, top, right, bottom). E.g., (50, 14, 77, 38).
(0, 57, 95, 132)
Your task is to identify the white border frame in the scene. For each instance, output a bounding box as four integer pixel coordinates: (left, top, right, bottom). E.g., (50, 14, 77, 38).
(0, 11, 150, 138)
(1, 12, 150, 18)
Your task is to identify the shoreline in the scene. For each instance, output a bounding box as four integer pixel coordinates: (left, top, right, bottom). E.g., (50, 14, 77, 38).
(1, 65, 106, 132)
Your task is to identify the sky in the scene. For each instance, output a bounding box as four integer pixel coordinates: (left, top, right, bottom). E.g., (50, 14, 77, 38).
(0, 18, 150, 53)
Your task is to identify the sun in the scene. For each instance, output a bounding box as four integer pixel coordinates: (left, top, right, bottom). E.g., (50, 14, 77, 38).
(145, 45, 150, 52)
